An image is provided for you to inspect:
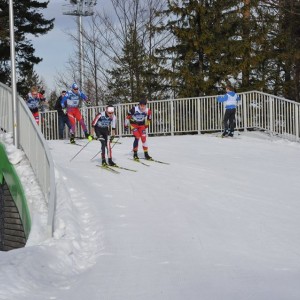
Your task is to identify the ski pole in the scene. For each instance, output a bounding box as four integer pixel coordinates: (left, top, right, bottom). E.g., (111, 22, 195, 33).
(90, 137, 104, 161)
(70, 140, 92, 162)
(90, 149, 101, 161)
(90, 137, 120, 161)
(111, 137, 120, 149)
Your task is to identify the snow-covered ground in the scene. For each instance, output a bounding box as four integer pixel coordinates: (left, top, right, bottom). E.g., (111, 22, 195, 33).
(1, 132, 300, 300)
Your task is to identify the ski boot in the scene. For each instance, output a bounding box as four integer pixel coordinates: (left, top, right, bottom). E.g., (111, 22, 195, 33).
(102, 158, 108, 166)
(108, 158, 117, 167)
(221, 130, 228, 137)
(70, 133, 75, 144)
(133, 151, 139, 161)
(85, 132, 93, 141)
(144, 151, 152, 160)
(228, 131, 234, 137)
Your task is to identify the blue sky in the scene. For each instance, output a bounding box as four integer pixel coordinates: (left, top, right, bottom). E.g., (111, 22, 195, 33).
(32, 0, 103, 91)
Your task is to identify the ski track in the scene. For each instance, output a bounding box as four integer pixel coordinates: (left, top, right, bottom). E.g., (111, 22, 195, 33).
(1, 132, 300, 300)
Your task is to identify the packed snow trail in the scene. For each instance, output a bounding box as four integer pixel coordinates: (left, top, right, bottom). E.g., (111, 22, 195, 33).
(1, 133, 300, 300)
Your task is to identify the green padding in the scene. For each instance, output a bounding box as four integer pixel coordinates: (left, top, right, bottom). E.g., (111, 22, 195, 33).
(0, 142, 31, 238)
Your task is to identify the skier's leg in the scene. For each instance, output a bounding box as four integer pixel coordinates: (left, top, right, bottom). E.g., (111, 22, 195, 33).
(67, 111, 76, 134)
(222, 110, 230, 136)
(100, 138, 107, 165)
(132, 128, 141, 159)
(228, 109, 236, 135)
(58, 116, 64, 139)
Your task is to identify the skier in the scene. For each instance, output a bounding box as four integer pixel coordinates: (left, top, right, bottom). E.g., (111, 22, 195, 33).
(54, 90, 71, 139)
(91, 105, 117, 166)
(124, 99, 152, 160)
(25, 86, 47, 125)
(217, 85, 240, 137)
(61, 83, 92, 144)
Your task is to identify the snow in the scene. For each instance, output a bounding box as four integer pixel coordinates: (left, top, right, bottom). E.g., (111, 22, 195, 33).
(1, 131, 300, 300)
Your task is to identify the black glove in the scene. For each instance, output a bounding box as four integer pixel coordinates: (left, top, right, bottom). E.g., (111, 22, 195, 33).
(124, 126, 128, 133)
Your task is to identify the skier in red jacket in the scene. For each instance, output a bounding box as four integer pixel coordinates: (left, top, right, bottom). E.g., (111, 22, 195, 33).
(125, 99, 152, 160)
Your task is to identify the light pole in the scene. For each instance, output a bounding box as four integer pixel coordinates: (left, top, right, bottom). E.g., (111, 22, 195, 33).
(63, 0, 97, 91)
(9, 0, 19, 147)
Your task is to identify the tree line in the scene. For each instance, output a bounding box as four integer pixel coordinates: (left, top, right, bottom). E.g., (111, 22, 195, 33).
(0, 0, 54, 97)
(0, 0, 299, 105)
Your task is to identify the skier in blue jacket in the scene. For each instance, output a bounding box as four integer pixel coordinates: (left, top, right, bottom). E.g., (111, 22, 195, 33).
(61, 83, 92, 143)
(217, 85, 240, 137)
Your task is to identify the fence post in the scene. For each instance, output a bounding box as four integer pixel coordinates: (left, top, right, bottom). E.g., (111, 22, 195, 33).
(170, 100, 174, 136)
(117, 104, 123, 137)
(269, 96, 274, 133)
(295, 104, 299, 141)
(242, 93, 248, 131)
(197, 97, 201, 134)
(56, 111, 59, 140)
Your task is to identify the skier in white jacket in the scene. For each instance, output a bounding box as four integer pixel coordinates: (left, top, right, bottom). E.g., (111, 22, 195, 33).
(217, 85, 240, 137)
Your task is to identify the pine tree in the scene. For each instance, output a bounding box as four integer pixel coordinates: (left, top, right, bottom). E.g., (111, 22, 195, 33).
(0, 0, 54, 96)
(107, 24, 148, 103)
(274, 0, 300, 101)
(155, 0, 245, 97)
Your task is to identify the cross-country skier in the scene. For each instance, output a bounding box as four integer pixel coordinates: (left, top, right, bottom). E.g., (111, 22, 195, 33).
(125, 99, 152, 160)
(61, 83, 92, 144)
(54, 90, 71, 139)
(217, 85, 240, 137)
(91, 105, 117, 166)
(25, 86, 47, 125)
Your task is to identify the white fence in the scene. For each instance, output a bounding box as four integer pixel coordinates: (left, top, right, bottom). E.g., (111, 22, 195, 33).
(1, 87, 299, 238)
(0, 82, 56, 236)
(41, 91, 300, 141)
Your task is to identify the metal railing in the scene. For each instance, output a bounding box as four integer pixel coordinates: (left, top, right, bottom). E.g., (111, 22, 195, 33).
(41, 91, 300, 142)
(0, 82, 56, 237)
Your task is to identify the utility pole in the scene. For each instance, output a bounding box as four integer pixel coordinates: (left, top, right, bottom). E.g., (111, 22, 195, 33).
(63, 0, 97, 91)
(9, 0, 19, 147)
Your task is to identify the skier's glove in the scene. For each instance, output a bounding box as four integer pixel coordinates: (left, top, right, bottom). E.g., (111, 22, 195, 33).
(124, 126, 128, 133)
(109, 135, 115, 142)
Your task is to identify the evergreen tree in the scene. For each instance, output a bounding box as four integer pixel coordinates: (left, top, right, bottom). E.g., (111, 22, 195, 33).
(155, 0, 244, 97)
(274, 0, 300, 101)
(154, 0, 300, 98)
(0, 0, 54, 97)
(234, 0, 278, 92)
(48, 90, 59, 110)
(245, 0, 300, 100)
(107, 24, 148, 103)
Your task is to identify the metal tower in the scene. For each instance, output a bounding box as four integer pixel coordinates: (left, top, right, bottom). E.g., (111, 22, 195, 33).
(63, 0, 97, 90)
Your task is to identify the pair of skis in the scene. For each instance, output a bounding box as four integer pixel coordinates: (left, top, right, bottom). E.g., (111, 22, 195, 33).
(98, 157, 170, 174)
(220, 135, 241, 139)
(65, 141, 82, 146)
(96, 164, 137, 174)
(130, 157, 170, 166)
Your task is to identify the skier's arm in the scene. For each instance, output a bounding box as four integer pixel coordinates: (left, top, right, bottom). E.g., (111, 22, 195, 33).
(217, 94, 228, 103)
(80, 91, 88, 101)
(61, 94, 68, 108)
(145, 109, 152, 128)
(125, 107, 135, 129)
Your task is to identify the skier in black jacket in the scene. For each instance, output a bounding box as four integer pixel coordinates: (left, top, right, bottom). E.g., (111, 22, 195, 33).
(54, 90, 71, 139)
